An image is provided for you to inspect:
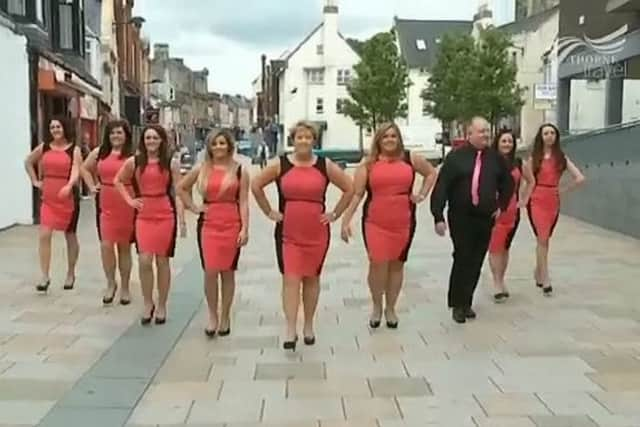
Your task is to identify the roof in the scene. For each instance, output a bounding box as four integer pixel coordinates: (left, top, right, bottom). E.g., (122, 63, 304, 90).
(498, 5, 559, 35)
(394, 18, 473, 69)
(281, 23, 361, 63)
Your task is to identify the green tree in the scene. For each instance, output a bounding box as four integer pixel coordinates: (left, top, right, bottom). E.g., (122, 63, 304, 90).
(341, 32, 411, 135)
(422, 33, 478, 133)
(475, 28, 526, 132)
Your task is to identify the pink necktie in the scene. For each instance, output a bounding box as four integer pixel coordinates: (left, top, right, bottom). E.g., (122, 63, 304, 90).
(471, 150, 482, 206)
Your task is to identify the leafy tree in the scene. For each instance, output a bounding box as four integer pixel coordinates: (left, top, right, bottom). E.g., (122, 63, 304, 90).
(475, 28, 526, 132)
(422, 28, 525, 135)
(422, 33, 478, 133)
(341, 32, 411, 134)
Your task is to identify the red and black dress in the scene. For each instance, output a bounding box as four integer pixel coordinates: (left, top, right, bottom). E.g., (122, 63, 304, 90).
(39, 143, 80, 233)
(131, 157, 177, 257)
(489, 158, 522, 253)
(361, 151, 416, 263)
(96, 152, 135, 244)
(275, 155, 330, 277)
(197, 166, 242, 271)
(527, 157, 562, 243)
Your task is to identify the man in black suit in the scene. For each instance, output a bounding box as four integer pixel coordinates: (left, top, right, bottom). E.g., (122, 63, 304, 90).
(430, 117, 514, 323)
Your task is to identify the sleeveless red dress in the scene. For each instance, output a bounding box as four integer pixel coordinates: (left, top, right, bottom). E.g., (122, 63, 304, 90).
(197, 166, 242, 271)
(362, 151, 416, 263)
(489, 159, 522, 253)
(96, 152, 135, 244)
(39, 144, 80, 232)
(132, 158, 177, 257)
(527, 157, 562, 242)
(275, 156, 330, 277)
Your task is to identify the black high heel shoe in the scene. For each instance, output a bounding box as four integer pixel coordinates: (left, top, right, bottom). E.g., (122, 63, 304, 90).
(102, 286, 117, 305)
(36, 278, 50, 293)
(543, 285, 553, 296)
(283, 335, 298, 351)
(303, 335, 316, 346)
(204, 328, 217, 338)
(369, 319, 381, 329)
(218, 327, 231, 337)
(63, 276, 75, 290)
(141, 305, 155, 326)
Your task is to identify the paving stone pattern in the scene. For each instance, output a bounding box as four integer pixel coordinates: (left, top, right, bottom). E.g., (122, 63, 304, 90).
(1, 166, 640, 426)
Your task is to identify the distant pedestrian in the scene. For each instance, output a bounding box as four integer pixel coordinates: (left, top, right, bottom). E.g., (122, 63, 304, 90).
(177, 130, 250, 338)
(80, 133, 91, 198)
(24, 117, 82, 292)
(257, 140, 269, 169)
(525, 123, 585, 296)
(80, 119, 135, 306)
(340, 122, 437, 330)
(487, 129, 535, 303)
(251, 121, 354, 351)
(430, 117, 515, 324)
(114, 125, 186, 326)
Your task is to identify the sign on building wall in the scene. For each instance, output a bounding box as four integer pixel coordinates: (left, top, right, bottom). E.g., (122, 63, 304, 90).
(534, 83, 557, 110)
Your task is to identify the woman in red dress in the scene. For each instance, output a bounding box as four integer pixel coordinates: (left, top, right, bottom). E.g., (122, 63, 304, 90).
(526, 123, 585, 295)
(115, 125, 185, 325)
(24, 117, 82, 292)
(81, 120, 135, 305)
(178, 131, 249, 338)
(488, 130, 534, 302)
(340, 122, 436, 329)
(252, 121, 353, 351)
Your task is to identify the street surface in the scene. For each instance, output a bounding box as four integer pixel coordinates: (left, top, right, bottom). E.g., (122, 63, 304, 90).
(1, 163, 640, 427)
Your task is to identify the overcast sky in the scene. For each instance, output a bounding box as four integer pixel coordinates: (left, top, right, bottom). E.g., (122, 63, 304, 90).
(134, 0, 478, 96)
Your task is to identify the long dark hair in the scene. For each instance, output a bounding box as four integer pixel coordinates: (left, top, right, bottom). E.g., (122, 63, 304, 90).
(531, 123, 566, 177)
(98, 120, 133, 160)
(136, 124, 171, 172)
(44, 116, 76, 147)
(492, 128, 517, 166)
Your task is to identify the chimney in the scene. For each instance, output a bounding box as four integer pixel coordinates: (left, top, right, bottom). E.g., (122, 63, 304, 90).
(322, 0, 339, 66)
(154, 43, 169, 61)
(472, 0, 493, 39)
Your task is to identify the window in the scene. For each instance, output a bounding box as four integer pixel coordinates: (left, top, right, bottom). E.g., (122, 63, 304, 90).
(316, 98, 324, 114)
(85, 39, 92, 71)
(337, 69, 351, 85)
(511, 51, 518, 65)
(36, 0, 43, 21)
(317, 44, 324, 55)
(435, 37, 441, 44)
(419, 67, 428, 75)
(336, 98, 347, 114)
(7, 0, 25, 14)
(54, 0, 83, 53)
(307, 69, 324, 85)
(416, 39, 427, 50)
(422, 99, 430, 116)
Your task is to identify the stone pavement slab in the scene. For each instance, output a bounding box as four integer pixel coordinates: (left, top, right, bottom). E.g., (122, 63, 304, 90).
(2, 165, 640, 426)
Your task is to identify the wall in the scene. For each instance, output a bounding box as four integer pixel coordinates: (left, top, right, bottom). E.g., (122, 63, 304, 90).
(561, 121, 640, 238)
(0, 22, 32, 228)
(622, 79, 640, 122)
(508, 9, 558, 146)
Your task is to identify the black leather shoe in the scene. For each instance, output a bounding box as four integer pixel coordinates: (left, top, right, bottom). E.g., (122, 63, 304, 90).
(452, 308, 466, 324)
(303, 336, 316, 346)
(465, 307, 477, 319)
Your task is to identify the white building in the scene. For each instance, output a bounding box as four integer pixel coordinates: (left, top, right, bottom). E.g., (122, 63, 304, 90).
(497, 5, 559, 144)
(275, 0, 360, 149)
(0, 14, 32, 228)
(100, 0, 120, 117)
(490, 0, 516, 26)
(394, 18, 472, 157)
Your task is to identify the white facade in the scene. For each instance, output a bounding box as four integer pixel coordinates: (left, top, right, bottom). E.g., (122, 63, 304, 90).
(490, 0, 516, 25)
(277, 2, 360, 149)
(504, 8, 559, 145)
(100, 0, 120, 117)
(396, 68, 441, 156)
(0, 17, 32, 228)
(85, 27, 101, 84)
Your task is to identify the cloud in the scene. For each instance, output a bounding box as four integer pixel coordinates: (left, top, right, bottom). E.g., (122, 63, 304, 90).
(134, 0, 475, 95)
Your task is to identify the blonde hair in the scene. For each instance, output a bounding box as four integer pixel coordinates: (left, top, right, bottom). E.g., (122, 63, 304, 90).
(289, 120, 318, 142)
(366, 122, 405, 166)
(197, 130, 238, 197)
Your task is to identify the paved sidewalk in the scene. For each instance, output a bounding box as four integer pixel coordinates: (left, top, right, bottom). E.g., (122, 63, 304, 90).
(2, 167, 640, 427)
(0, 199, 199, 426)
(123, 180, 640, 427)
